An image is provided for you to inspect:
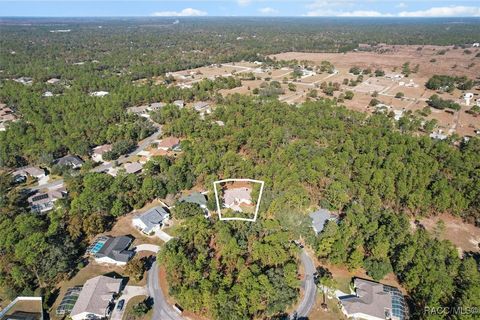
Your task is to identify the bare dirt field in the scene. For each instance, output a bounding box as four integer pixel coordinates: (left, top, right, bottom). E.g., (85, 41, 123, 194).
(417, 213, 480, 254)
(168, 45, 480, 137)
(272, 45, 480, 79)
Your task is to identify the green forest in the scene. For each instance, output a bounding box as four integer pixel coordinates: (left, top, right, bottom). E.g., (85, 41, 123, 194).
(161, 218, 299, 320)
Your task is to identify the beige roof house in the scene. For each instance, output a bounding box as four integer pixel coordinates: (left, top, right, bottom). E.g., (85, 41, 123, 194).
(70, 276, 122, 320)
(157, 137, 180, 151)
(91, 144, 112, 162)
(223, 186, 252, 212)
(339, 278, 406, 320)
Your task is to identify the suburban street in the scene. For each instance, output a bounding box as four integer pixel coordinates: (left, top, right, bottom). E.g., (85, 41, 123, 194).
(27, 124, 163, 191)
(147, 260, 184, 320)
(293, 250, 317, 319)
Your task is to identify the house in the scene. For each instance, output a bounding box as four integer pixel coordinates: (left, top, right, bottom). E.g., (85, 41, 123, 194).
(91, 235, 135, 266)
(28, 188, 67, 213)
(70, 276, 122, 320)
(157, 137, 180, 151)
(91, 144, 112, 162)
(46, 78, 61, 84)
(193, 101, 211, 114)
(132, 206, 170, 235)
(393, 109, 404, 121)
(13, 166, 46, 180)
(339, 278, 407, 320)
(385, 73, 404, 81)
(148, 102, 166, 111)
(309, 209, 337, 234)
(430, 130, 448, 140)
(127, 105, 150, 117)
(56, 155, 84, 169)
(223, 186, 252, 212)
(0, 105, 17, 131)
(179, 192, 207, 209)
(13, 77, 33, 85)
(173, 100, 185, 108)
(463, 92, 474, 106)
(89, 91, 109, 97)
(0, 296, 43, 320)
(124, 162, 143, 174)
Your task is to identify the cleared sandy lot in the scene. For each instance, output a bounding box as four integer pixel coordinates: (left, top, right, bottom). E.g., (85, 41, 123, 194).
(166, 45, 480, 137)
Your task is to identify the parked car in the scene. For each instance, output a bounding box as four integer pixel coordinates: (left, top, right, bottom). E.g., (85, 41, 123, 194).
(116, 299, 125, 311)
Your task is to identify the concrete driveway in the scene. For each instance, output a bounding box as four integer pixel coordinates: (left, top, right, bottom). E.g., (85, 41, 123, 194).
(111, 285, 147, 320)
(155, 230, 173, 242)
(134, 244, 160, 253)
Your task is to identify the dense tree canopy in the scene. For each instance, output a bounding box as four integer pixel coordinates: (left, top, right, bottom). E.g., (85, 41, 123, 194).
(160, 217, 299, 320)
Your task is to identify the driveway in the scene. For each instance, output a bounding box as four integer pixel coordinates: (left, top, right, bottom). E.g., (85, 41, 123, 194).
(155, 230, 173, 242)
(111, 285, 147, 320)
(147, 261, 184, 320)
(135, 244, 160, 254)
(293, 250, 317, 318)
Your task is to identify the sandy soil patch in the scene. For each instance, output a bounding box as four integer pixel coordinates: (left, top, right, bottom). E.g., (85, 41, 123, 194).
(417, 213, 480, 254)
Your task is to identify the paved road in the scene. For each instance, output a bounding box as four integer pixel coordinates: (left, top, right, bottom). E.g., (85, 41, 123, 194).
(293, 250, 317, 319)
(147, 261, 184, 320)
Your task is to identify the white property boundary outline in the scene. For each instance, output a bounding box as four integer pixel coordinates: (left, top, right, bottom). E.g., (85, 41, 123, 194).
(213, 178, 265, 222)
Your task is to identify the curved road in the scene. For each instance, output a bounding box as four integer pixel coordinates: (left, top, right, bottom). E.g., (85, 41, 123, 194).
(146, 249, 316, 320)
(147, 260, 184, 320)
(293, 250, 317, 318)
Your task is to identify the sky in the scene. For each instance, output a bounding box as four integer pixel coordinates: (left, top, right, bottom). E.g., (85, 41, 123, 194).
(1, 0, 480, 18)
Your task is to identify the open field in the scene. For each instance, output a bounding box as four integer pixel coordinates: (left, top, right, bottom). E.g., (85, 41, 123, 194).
(417, 213, 480, 254)
(167, 45, 480, 138)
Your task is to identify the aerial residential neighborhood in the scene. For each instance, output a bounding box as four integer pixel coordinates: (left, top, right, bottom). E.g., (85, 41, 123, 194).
(1, 2, 480, 320)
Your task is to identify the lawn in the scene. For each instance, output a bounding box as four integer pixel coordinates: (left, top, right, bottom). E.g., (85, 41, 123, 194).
(122, 295, 152, 320)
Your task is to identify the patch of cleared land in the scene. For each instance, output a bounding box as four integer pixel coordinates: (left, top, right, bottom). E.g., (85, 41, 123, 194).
(167, 45, 480, 138)
(417, 213, 480, 254)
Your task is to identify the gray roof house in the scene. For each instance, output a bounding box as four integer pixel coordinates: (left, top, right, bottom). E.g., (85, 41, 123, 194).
(132, 206, 170, 235)
(148, 102, 166, 111)
(28, 188, 67, 213)
(93, 236, 134, 266)
(56, 155, 84, 169)
(13, 166, 46, 179)
(179, 192, 207, 209)
(339, 278, 407, 320)
(309, 209, 337, 234)
(70, 276, 122, 320)
(193, 101, 210, 112)
(173, 100, 185, 108)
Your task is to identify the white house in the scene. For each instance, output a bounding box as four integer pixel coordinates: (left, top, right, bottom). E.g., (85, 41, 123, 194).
(70, 276, 122, 320)
(132, 206, 170, 235)
(464, 92, 474, 106)
(89, 91, 109, 97)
